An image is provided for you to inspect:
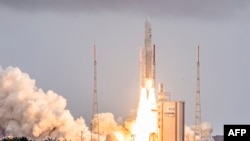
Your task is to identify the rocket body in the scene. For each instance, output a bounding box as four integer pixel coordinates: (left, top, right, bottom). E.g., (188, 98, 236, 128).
(140, 18, 155, 89)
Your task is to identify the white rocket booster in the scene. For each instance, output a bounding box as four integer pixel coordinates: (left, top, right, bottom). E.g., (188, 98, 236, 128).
(140, 18, 155, 89)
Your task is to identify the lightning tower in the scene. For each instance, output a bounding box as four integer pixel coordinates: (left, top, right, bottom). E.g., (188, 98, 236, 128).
(91, 44, 99, 141)
(195, 46, 202, 141)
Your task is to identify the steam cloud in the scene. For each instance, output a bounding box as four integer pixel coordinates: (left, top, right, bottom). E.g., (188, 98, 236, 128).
(0, 66, 215, 141)
(0, 66, 90, 140)
(185, 122, 215, 141)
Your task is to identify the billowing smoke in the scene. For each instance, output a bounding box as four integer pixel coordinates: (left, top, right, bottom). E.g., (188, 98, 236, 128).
(200, 122, 215, 141)
(92, 112, 136, 141)
(92, 113, 119, 136)
(0, 66, 90, 140)
(185, 122, 215, 141)
(0, 66, 136, 141)
(0, 66, 216, 141)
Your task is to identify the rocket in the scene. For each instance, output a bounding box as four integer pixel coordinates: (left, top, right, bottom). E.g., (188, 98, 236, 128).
(135, 18, 158, 140)
(140, 18, 155, 90)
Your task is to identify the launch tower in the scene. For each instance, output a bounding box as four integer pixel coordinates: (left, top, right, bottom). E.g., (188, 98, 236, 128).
(91, 45, 99, 141)
(194, 46, 202, 141)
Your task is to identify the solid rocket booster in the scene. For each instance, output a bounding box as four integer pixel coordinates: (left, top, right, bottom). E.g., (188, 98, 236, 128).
(140, 18, 155, 89)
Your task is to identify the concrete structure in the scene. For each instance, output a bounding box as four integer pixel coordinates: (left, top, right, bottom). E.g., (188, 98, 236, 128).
(158, 101, 185, 141)
(158, 84, 185, 141)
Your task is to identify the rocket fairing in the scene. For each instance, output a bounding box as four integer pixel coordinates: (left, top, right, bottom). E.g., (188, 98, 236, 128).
(140, 18, 155, 89)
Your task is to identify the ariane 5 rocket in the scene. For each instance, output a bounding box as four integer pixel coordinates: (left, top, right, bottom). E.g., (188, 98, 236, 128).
(135, 19, 158, 139)
(140, 18, 155, 90)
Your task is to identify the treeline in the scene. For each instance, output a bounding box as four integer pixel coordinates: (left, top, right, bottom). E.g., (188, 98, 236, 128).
(1, 137, 64, 141)
(1, 137, 29, 141)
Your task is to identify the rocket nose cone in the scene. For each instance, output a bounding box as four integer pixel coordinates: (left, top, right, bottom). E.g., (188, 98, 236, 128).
(145, 17, 151, 27)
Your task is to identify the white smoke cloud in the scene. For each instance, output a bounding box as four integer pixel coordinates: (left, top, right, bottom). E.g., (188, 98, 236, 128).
(185, 126, 195, 141)
(0, 66, 90, 140)
(92, 113, 118, 136)
(185, 122, 215, 141)
(200, 122, 215, 141)
(0, 66, 216, 141)
(0, 66, 136, 141)
(91, 112, 136, 141)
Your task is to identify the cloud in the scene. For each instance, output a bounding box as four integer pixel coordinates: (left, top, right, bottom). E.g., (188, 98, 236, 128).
(1, 0, 249, 19)
(0, 66, 90, 140)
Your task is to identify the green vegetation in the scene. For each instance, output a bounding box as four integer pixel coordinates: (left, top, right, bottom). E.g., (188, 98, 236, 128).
(1, 137, 29, 141)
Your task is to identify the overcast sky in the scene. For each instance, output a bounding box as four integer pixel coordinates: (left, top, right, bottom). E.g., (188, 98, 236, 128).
(1, 0, 250, 135)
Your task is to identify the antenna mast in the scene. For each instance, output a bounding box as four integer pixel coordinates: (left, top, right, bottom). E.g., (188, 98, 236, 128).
(195, 45, 202, 141)
(91, 44, 99, 141)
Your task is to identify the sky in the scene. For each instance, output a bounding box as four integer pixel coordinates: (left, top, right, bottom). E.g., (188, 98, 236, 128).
(0, 0, 250, 136)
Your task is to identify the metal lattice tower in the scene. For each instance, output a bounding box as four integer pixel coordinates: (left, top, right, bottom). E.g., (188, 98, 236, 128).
(195, 45, 202, 141)
(91, 44, 99, 141)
